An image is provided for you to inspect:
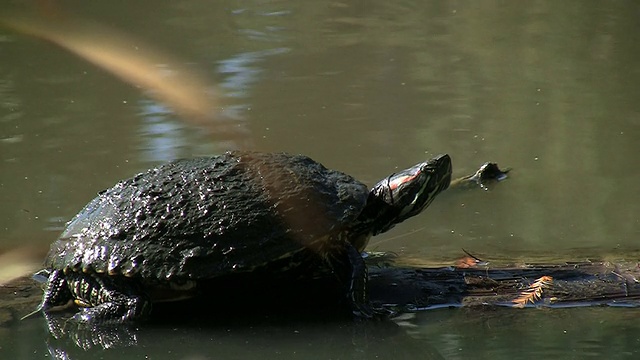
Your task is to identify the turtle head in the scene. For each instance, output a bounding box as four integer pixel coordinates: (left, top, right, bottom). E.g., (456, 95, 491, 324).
(367, 154, 452, 236)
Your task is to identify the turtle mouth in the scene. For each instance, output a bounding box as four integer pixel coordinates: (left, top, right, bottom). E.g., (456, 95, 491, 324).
(428, 153, 453, 193)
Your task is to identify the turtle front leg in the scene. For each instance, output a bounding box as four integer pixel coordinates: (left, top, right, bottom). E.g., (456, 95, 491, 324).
(41, 269, 73, 310)
(60, 271, 151, 324)
(22, 269, 73, 320)
(336, 244, 373, 318)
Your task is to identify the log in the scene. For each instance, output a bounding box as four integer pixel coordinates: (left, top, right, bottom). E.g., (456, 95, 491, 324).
(366, 253, 640, 311)
(2, 253, 639, 328)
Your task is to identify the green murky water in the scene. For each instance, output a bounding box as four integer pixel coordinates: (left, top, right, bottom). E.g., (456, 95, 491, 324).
(1, 1, 639, 358)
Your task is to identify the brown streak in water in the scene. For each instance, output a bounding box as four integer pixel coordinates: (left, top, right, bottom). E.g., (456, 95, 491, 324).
(0, 247, 44, 285)
(1, 12, 219, 126)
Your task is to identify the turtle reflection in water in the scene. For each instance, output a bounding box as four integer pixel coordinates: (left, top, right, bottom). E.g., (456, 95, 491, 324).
(31, 151, 501, 324)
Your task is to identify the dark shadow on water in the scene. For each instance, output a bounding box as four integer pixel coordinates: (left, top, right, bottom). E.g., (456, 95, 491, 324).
(35, 275, 445, 360)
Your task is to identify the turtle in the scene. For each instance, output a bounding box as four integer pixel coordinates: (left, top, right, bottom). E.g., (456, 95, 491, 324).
(33, 151, 453, 324)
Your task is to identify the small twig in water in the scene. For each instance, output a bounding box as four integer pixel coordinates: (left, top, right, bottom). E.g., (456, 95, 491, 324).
(512, 275, 553, 308)
(455, 249, 490, 268)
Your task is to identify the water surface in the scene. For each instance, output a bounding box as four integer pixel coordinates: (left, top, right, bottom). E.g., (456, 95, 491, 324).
(1, 0, 639, 358)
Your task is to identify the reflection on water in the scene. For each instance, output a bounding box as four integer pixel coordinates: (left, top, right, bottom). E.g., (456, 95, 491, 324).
(137, 100, 187, 163)
(217, 48, 289, 121)
(135, 46, 292, 161)
(412, 307, 640, 359)
(8, 314, 445, 360)
(136, 99, 222, 163)
(1, 0, 640, 359)
(4, 306, 639, 359)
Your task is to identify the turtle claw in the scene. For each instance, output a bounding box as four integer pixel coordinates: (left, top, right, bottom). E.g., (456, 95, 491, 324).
(351, 302, 375, 319)
(20, 305, 44, 321)
(351, 302, 399, 320)
(70, 310, 93, 324)
(44, 311, 139, 351)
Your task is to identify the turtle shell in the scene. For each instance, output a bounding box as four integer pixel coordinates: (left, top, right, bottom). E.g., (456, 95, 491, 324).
(44, 151, 369, 281)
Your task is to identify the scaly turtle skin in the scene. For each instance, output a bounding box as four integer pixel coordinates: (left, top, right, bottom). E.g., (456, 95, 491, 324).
(36, 151, 452, 324)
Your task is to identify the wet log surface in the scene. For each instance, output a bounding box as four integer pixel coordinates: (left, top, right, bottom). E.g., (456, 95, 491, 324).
(366, 254, 640, 310)
(2, 254, 640, 327)
(0, 275, 41, 327)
